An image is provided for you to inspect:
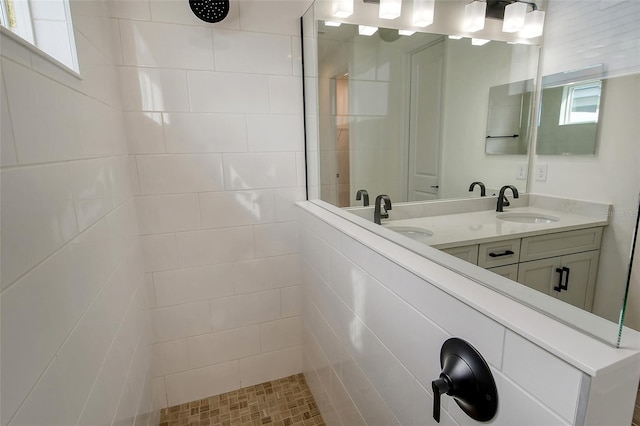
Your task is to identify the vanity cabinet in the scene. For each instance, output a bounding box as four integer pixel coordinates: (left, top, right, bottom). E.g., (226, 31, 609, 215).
(440, 227, 603, 311)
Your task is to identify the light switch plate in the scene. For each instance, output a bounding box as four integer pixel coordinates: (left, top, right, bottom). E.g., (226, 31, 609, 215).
(516, 163, 528, 180)
(535, 164, 548, 182)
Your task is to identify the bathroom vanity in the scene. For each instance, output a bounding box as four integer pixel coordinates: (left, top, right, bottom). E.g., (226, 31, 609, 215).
(381, 206, 607, 311)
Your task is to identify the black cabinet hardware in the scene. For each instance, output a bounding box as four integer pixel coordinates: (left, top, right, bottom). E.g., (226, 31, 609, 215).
(489, 250, 514, 258)
(554, 267, 570, 292)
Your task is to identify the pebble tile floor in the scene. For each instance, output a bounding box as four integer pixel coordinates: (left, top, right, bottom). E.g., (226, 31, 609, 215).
(159, 374, 324, 426)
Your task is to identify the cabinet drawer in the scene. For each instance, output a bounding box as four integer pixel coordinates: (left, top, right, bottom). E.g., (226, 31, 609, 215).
(487, 263, 519, 281)
(478, 239, 521, 268)
(442, 245, 479, 265)
(520, 227, 603, 262)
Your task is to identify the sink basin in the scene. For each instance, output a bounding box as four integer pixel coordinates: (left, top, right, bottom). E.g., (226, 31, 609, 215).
(497, 212, 559, 224)
(383, 225, 433, 240)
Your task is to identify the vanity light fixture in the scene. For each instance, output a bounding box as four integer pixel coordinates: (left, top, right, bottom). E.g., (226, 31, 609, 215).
(448, 35, 464, 39)
(358, 25, 379, 35)
(463, 0, 487, 32)
(332, 0, 353, 18)
(399, 29, 416, 36)
(412, 0, 435, 27)
(502, 1, 528, 32)
(324, 20, 342, 27)
(520, 8, 545, 38)
(379, 0, 402, 19)
(471, 38, 490, 45)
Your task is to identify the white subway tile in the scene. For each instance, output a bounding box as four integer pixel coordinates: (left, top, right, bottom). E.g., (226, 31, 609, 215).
(163, 113, 247, 153)
(76, 97, 117, 158)
(153, 339, 190, 376)
(120, 20, 215, 69)
(165, 361, 240, 406)
(210, 290, 281, 331)
(107, 156, 135, 209)
(129, 156, 141, 195)
(136, 194, 201, 234)
(152, 377, 168, 411)
(106, 200, 140, 267)
(246, 114, 304, 152)
(503, 331, 582, 422)
(274, 187, 306, 221)
(300, 226, 329, 282)
(238, 346, 302, 387)
(238, 1, 310, 36)
(2, 59, 83, 164)
(154, 264, 235, 307)
(72, 159, 114, 231)
(137, 154, 224, 195)
(222, 152, 297, 190)
(118, 67, 190, 112)
(188, 71, 269, 113)
(199, 190, 275, 229)
(447, 369, 568, 426)
(141, 233, 179, 272)
(292, 36, 303, 76)
(281, 286, 302, 318)
(233, 254, 301, 294)
(329, 367, 367, 426)
(1, 163, 78, 286)
(213, 29, 292, 75)
(176, 227, 255, 268)
(296, 151, 306, 187)
(152, 301, 212, 343)
(1, 73, 17, 166)
(254, 221, 300, 257)
(269, 76, 303, 114)
(260, 317, 302, 353)
(0, 29, 32, 67)
(124, 112, 166, 154)
(150, 0, 240, 28)
(187, 325, 260, 369)
(109, 0, 151, 20)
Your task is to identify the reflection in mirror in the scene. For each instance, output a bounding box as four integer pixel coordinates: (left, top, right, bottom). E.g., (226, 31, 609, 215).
(536, 65, 604, 155)
(316, 22, 539, 207)
(485, 80, 533, 155)
(303, 0, 640, 346)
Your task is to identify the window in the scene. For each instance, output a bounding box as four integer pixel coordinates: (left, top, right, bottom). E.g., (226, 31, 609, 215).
(0, 0, 79, 72)
(559, 80, 602, 125)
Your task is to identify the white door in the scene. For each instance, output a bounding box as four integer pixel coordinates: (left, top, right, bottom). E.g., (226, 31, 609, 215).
(408, 40, 444, 201)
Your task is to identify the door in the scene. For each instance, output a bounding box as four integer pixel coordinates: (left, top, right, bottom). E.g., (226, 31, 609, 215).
(517, 257, 561, 295)
(408, 40, 444, 201)
(554, 251, 599, 311)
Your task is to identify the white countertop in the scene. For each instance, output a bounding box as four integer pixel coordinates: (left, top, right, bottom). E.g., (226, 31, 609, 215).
(382, 206, 609, 249)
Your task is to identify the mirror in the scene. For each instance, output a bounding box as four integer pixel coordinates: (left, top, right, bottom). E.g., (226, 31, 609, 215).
(536, 65, 604, 155)
(313, 22, 539, 207)
(302, 0, 640, 346)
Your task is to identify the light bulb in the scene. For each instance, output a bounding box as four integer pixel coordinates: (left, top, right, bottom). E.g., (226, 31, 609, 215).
(463, 1, 486, 33)
(412, 0, 435, 27)
(358, 25, 378, 36)
(332, 0, 353, 18)
(520, 9, 545, 38)
(502, 1, 528, 33)
(379, 0, 402, 20)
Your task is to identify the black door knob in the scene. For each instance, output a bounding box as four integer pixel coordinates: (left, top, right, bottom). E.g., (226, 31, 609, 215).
(431, 338, 498, 423)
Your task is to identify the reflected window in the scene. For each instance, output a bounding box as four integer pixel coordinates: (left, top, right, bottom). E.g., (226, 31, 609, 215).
(560, 80, 601, 125)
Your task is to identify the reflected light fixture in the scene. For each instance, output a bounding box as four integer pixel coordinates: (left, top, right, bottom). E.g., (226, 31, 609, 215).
(379, 0, 402, 19)
(463, 1, 486, 32)
(358, 25, 379, 36)
(332, 0, 353, 18)
(412, 0, 435, 27)
(448, 35, 464, 39)
(520, 9, 545, 38)
(399, 29, 416, 36)
(324, 21, 342, 27)
(502, 1, 528, 32)
(471, 38, 490, 46)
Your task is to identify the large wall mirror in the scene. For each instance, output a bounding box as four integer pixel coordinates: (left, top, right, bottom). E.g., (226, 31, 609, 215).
(302, 0, 640, 346)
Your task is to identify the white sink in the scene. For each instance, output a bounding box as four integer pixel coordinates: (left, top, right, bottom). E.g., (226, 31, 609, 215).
(384, 225, 434, 241)
(497, 212, 559, 224)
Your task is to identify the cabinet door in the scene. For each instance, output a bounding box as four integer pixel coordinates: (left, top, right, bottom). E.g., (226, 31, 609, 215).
(487, 264, 519, 281)
(441, 245, 479, 265)
(517, 257, 561, 295)
(554, 251, 599, 311)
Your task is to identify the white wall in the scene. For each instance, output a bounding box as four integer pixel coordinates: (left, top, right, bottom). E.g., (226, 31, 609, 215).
(109, 0, 310, 407)
(0, 0, 154, 424)
(532, 0, 640, 323)
(297, 201, 640, 426)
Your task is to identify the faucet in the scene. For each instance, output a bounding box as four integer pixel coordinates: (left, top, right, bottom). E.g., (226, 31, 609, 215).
(468, 181, 486, 197)
(496, 185, 519, 212)
(356, 189, 369, 206)
(374, 194, 392, 224)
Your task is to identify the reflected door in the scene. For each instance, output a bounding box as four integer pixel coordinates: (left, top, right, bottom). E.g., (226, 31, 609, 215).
(408, 40, 444, 201)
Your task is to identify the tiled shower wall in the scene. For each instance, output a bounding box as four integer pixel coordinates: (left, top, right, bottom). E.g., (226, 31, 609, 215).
(0, 0, 153, 424)
(109, 0, 312, 407)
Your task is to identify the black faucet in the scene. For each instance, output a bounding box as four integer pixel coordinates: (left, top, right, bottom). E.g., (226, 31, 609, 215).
(374, 194, 392, 225)
(496, 185, 519, 212)
(468, 181, 486, 197)
(356, 189, 369, 206)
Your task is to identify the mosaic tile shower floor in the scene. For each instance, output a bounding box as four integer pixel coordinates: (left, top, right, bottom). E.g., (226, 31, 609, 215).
(159, 374, 324, 426)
